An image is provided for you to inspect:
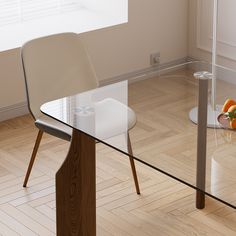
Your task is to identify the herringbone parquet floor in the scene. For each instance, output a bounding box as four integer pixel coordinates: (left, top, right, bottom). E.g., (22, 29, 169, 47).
(0, 70, 236, 235)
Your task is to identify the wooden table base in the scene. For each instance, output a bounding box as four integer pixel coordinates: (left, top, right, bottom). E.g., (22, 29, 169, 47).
(56, 129, 96, 236)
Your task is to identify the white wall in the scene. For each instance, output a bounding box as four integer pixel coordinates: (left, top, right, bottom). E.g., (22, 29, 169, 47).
(188, 0, 236, 69)
(81, 0, 189, 80)
(0, 49, 26, 108)
(0, 0, 188, 110)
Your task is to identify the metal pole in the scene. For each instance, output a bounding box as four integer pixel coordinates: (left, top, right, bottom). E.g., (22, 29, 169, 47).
(211, 0, 218, 110)
(194, 71, 209, 209)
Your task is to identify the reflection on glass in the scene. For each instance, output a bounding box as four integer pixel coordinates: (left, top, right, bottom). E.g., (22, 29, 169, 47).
(41, 80, 129, 152)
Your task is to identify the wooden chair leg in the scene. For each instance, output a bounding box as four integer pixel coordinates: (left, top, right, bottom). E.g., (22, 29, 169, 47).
(23, 130, 44, 187)
(127, 133, 140, 195)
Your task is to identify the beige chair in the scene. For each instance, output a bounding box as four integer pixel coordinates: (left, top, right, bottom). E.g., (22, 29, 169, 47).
(21, 32, 140, 194)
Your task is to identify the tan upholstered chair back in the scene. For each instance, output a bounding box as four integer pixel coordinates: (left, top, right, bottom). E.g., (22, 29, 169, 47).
(21, 33, 98, 119)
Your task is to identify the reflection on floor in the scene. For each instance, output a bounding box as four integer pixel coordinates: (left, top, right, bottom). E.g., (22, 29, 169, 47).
(0, 70, 236, 235)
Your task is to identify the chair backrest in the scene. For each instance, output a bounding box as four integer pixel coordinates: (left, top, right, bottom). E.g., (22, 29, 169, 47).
(21, 32, 98, 119)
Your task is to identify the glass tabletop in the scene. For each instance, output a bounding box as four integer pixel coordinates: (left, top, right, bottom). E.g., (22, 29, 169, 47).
(41, 61, 236, 209)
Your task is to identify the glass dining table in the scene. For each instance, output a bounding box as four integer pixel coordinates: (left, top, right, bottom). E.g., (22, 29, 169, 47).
(41, 61, 236, 235)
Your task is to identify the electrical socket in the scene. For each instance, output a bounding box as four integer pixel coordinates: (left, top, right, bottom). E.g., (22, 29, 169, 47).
(150, 52, 160, 66)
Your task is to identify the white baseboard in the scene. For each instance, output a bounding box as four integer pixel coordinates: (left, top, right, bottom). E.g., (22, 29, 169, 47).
(0, 102, 29, 122)
(100, 57, 190, 86)
(0, 57, 191, 122)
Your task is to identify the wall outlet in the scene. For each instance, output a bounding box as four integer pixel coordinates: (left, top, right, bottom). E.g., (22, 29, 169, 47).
(150, 52, 160, 66)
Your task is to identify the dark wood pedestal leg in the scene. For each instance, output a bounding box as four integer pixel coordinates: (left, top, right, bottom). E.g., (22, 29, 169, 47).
(196, 191, 205, 209)
(195, 74, 208, 209)
(56, 129, 96, 236)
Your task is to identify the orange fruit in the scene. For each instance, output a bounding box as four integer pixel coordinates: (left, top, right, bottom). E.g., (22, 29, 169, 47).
(228, 105, 236, 113)
(226, 105, 236, 120)
(222, 99, 236, 112)
(230, 119, 236, 129)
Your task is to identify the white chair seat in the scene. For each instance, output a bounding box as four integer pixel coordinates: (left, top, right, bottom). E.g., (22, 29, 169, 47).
(36, 98, 136, 141)
(95, 98, 136, 139)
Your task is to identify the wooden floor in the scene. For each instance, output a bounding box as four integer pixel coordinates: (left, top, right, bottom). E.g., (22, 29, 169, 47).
(0, 72, 236, 235)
